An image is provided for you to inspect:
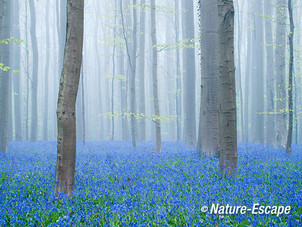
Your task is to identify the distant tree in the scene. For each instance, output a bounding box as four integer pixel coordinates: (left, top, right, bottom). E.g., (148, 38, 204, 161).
(55, 0, 84, 196)
(286, 0, 294, 154)
(151, 0, 161, 153)
(264, 0, 275, 145)
(218, 0, 237, 175)
(29, 0, 39, 142)
(181, 0, 196, 146)
(275, 0, 287, 148)
(11, 0, 22, 141)
(198, 0, 219, 157)
(174, 0, 181, 141)
(43, 0, 50, 141)
(138, 0, 146, 142)
(251, 0, 264, 144)
(120, 0, 137, 147)
(0, 0, 11, 153)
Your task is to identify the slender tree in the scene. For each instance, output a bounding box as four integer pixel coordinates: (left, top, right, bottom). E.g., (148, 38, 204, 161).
(120, 0, 137, 147)
(29, 0, 39, 142)
(54, 0, 84, 196)
(11, 0, 22, 141)
(275, 0, 287, 148)
(174, 0, 181, 141)
(151, 0, 161, 153)
(286, 0, 294, 154)
(264, 0, 275, 145)
(251, 0, 264, 144)
(218, 0, 237, 175)
(43, 0, 50, 141)
(181, 0, 196, 146)
(138, 0, 146, 141)
(0, 0, 11, 153)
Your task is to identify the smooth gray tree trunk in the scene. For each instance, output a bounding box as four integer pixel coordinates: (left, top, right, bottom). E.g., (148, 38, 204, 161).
(11, 0, 22, 141)
(251, 0, 264, 144)
(55, 0, 84, 197)
(286, 0, 294, 154)
(275, 0, 287, 148)
(181, 0, 196, 146)
(151, 0, 161, 153)
(138, 0, 146, 141)
(264, 0, 275, 145)
(29, 0, 39, 142)
(198, 0, 219, 157)
(174, 0, 181, 141)
(218, 0, 237, 175)
(0, 0, 11, 153)
(43, 0, 50, 141)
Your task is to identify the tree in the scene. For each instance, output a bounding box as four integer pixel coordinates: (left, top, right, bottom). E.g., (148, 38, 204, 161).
(174, 0, 181, 141)
(181, 0, 196, 146)
(54, 0, 84, 196)
(218, 0, 237, 175)
(29, 0, 39, 142)
(251, 0, 264, 144)
(151, 0, 161, 153)
(275, 0, 287, 148)
(198, 0, 219, 157)
(43, 0, 50, 141)
(264, 0, 275, 145)
(11, 0, 22, 141)
(120, 0, 137, 147)
(286, 0, 294, 154)
(0, 0, 11, 153)
(138, 0, 146, 141)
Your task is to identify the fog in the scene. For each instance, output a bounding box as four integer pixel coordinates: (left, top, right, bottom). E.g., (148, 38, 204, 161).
(1, 0, 301, 148)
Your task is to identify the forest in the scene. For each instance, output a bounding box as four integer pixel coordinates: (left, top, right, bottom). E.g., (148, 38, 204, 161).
(0, 0, 301, 226)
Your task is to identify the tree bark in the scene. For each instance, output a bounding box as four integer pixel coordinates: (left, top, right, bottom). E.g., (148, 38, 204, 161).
(198, 0, 219, 157)
(218, 0, 237, 175)
(181, 0, 196, 146)
(43, 0, 50, 141)
(55, 0, 84, 196)
(138, 0, 146, 141)
(264, 0, 275, 145)
(151, 0, 161, 153)
(250, 0, 264, 144)
(29, 0, 39, 142)
(275, 0, 287, 148)
(174, 1, 182, 142)
(0, 0, 11, 153)
(286, 0, 294, 154)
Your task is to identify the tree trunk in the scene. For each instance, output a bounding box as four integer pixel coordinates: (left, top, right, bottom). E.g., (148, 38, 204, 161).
(275, 0, 287, 148)
(43, 0, 50, 141)
(198, 0, 219, 157)
(0, 0, 11, 153)
(251, 0, 264, 144)
(151, 0, 161, 153)
(264, 0, 275, 145)
(11, 0, 22, 141)
(181, 0, 196, 146)
(218, 0, 237, 175)
(130, 0, 138, 147)
(138, 0, 146, 141)
(55, 0, 84, 197)
(286, 0, 294, 154)
(29, 0, 39, 142)
(174, 1, 181, 141)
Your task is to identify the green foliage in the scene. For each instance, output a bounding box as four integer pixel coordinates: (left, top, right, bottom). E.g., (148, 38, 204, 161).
(0, 37, 22, 73)
(100, 111, 175, 123)
(155, 37, 201, 52)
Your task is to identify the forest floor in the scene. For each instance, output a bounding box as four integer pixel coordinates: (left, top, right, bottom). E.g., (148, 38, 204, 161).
(0, 141, 301, 226)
